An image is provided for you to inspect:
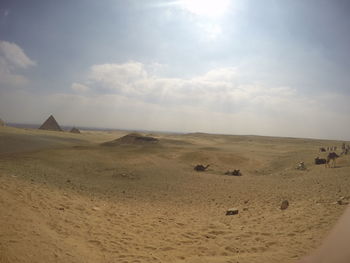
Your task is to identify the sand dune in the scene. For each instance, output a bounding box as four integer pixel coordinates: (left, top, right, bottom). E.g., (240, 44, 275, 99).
(0, 126, 349, 262)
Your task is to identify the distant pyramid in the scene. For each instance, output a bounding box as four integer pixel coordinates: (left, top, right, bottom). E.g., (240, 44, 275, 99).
(0, 118, 5, 126)
(39, 115, 63, 131)
(70, 127, 81, 134)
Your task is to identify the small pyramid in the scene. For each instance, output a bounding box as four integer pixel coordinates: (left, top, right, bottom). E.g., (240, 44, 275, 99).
(70, 127, 81, 134)
(0, 118, 5, 126)
(39, 115, 62, 131)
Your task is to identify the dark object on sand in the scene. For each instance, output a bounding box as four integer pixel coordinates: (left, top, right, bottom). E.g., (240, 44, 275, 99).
(326, 152, 340, 168)
(225, 169, 242, 176)
(281, 200, 289, 210)
(226, 208, 239, 216)
(70, 127, 81, 134)
(194, 164, 210, 171)
(315, 157, 326, 165)
(101, 133, 159, 146)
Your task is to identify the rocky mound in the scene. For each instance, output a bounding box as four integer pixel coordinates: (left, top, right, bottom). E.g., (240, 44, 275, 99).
(101, 133, 159, 146)
(70, 127, 81, 134)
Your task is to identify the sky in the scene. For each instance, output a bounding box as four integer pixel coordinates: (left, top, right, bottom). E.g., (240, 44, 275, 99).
(1, 0, 350, 140)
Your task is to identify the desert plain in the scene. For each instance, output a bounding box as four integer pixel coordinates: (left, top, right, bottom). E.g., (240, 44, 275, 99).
(0, 125, 350, 263)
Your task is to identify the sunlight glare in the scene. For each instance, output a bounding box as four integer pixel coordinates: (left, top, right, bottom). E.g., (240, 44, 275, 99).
(180, 0, 230, 17)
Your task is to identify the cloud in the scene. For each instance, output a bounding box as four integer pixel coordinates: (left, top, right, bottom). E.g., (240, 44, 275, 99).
(0, 41, 36, 87)
(0, 41, 36, 69)
(54, 61, 350, 139)
(71, 82, 90, 92)
(2, 86, 350, 140)
(2, 58, 349, 139)
(82, 61, 307, 116)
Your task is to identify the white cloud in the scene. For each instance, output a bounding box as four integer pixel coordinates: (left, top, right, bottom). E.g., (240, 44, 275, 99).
(2, 86, 350, 140)
(71, 82, 90, 92)
(0, 41, 36, 87)
(89, 62, 147, 91)
(83, 61, 305, 116)
(2, 59, 349, 139)
(54, 61, 350, 139)
(0, 41, 36, 69)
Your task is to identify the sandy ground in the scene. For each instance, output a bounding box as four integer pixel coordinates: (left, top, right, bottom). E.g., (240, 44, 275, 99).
(1, 126, 350, 263)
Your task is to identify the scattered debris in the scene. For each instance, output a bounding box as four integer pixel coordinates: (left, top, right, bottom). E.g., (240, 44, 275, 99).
(296, 162, 306, 170)
(194, 164, 210, 172)
(226, 208, 239, 216)
(280, 200, 289, 210)
(225, 169, 242, 176)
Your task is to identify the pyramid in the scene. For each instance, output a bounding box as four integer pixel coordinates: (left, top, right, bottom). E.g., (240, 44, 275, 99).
(70, 127, 81, 134)
(39, 115, 63, 131)
(0, 118, 5, 126)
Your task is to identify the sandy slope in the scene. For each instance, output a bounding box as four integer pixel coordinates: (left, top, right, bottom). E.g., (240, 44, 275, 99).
(0, 126, 349, 263)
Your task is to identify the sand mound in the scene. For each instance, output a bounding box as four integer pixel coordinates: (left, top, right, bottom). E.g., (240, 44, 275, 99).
(0, 118, 5, 126)
(101, 133, 159, 146)
(70, 127, 81, 134)
(39, 115, 62, 131)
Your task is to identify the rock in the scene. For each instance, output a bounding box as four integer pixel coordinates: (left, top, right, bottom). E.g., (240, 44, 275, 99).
(337, 200, 349, 205)
(226, 208, 239, 216)
(280, 200, 289, 210)
(296, 162, 306, 170)
(225, 170, 242, 176)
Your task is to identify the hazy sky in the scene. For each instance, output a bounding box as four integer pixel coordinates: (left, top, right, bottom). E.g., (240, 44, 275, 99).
(1, 0, 350, 140)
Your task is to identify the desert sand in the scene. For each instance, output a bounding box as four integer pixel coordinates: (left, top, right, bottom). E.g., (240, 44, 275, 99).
(0, 125, 349, 263)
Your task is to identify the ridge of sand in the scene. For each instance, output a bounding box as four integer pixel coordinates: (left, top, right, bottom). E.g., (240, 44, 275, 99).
(101, 133, 159, 146)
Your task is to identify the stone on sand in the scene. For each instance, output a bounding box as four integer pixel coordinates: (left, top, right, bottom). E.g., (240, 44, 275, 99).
(280, 200, 289, 210)
(226, 208, 239, 216)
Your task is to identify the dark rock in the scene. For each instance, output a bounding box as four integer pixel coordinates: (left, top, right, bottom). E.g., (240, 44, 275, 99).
(280, 200, 289, 210)
(226, 208, 239, 216)
(225, 169, 242, 176)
